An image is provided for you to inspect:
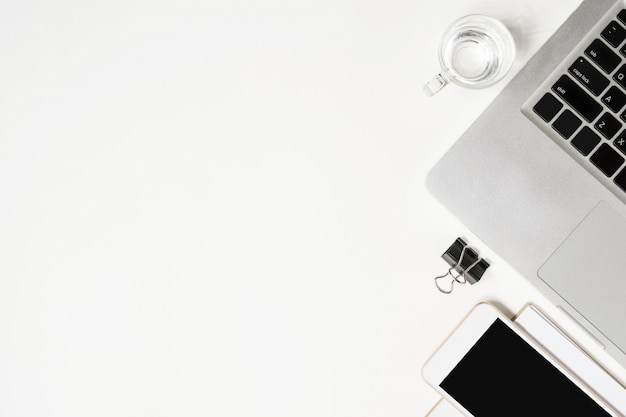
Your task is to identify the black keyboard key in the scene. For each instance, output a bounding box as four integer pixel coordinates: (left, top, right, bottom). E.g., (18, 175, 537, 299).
(614, 166, 626, 191)
(618, 9, 626, 25)
(553, 109, 581, 138)
(552, 75, 603, 122)
(601, 20, 626, 47)
(614, 64, 626, 89)
(590, 143, 625, 176)
(614, 130, 626, 155)
(533, 93, 563, 122)
(568, 57, 610, 95)
(586, 39, 621, 73)
(602, 86, 626, 112)
(571, 126, 601, 156)
(595, 112, 622, 139)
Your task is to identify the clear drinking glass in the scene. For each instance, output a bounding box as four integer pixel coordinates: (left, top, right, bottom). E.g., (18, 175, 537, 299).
(424, 15, 516, 96)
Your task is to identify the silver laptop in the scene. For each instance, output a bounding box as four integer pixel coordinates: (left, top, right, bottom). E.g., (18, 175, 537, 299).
(427, 0, 626, 367)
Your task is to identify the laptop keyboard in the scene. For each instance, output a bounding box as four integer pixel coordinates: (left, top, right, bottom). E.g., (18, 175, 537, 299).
(527, 8, 626, 195)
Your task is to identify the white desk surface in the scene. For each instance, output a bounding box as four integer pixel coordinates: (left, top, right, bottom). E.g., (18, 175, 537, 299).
(2, 0, 625, 416)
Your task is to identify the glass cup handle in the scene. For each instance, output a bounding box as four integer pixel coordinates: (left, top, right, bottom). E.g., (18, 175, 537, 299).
(424, 73, 448, 97)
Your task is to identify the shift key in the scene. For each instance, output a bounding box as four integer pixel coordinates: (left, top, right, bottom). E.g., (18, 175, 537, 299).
(552, 75, 603, 122)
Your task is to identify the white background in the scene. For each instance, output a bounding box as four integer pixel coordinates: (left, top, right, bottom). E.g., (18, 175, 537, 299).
(2, 0, 624, 416)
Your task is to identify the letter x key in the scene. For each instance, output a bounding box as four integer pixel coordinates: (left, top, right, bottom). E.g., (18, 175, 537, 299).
(614, 131, 626, 155)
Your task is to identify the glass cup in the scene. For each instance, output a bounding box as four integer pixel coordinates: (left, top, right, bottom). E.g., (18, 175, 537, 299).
(424, 15, 516, 96)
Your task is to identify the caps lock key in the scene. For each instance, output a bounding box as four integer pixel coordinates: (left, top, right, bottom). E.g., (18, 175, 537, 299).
(568, 57, 610, 96)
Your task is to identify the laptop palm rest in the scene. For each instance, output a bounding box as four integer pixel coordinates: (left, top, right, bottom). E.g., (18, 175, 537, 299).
(538, 200, 626, 354)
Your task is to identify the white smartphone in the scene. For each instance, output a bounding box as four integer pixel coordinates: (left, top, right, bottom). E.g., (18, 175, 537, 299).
(422, 303, 618, 416)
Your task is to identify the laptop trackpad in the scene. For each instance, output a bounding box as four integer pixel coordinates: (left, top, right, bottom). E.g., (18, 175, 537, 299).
(538, 201, 626, 353)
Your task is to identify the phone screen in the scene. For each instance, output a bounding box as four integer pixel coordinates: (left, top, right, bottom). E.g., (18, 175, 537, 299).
(440, 318, 612, 416)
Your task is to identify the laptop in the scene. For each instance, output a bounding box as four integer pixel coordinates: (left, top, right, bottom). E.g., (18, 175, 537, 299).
(427, 0, 626, 368)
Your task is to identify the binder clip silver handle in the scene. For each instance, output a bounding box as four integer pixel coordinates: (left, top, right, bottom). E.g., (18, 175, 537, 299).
(434, 238, 489, 294)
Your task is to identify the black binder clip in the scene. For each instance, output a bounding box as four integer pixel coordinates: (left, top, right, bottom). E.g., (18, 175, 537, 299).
(434, 238, 490, 294)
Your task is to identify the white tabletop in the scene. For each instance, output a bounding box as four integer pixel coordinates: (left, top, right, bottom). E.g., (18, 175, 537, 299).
(2, 0, 624, 416)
